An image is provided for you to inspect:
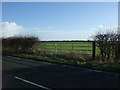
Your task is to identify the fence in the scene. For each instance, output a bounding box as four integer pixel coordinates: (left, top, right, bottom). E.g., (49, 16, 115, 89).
(39, 41, 97, 60)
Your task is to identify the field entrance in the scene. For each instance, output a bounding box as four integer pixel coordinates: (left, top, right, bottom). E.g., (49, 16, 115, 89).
(36, 41, 99, 60)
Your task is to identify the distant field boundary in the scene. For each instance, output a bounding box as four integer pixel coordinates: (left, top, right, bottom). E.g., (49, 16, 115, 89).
(40, 40, 94, 42)
(37, 41, 97, 60)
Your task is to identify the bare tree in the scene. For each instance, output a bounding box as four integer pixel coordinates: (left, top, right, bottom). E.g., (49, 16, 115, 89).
(93, 31, 120, 63)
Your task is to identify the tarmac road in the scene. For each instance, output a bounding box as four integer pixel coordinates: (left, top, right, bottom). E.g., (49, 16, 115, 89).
(2, 55, 120, 89)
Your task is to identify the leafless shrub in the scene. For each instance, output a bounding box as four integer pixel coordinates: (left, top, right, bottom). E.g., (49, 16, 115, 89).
(2, 36, 39, 53)
(93, 31, 120, 62)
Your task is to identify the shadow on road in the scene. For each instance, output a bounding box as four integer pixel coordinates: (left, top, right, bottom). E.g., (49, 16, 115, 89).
(2, 56, 120, 88)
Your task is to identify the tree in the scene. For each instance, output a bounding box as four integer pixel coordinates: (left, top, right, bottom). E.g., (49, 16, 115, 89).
(93, 31, 120, 63)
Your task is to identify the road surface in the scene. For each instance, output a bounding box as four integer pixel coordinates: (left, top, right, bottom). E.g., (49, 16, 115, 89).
(2, 55, 120, 89)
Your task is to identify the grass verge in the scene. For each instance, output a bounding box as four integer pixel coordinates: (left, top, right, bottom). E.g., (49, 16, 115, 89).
(3, 52, 120, 74)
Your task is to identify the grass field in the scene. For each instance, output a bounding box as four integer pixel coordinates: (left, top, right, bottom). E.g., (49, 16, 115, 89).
(35, 41, 100, 55)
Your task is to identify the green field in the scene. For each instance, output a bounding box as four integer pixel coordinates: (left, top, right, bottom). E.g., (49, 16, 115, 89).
(35, 41, 100, 55)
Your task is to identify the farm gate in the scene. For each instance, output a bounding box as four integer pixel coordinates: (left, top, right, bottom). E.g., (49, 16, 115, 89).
(39, 41, 97, 60)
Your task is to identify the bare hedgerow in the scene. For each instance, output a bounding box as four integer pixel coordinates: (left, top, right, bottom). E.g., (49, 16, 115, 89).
(2, 36, 39, 53)
(93, 31, 120, 63)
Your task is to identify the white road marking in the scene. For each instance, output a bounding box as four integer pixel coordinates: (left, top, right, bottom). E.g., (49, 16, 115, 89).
(14, 76, 51, 90)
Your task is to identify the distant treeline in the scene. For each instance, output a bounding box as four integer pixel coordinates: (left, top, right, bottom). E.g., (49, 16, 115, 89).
(41, 40, 93, 43)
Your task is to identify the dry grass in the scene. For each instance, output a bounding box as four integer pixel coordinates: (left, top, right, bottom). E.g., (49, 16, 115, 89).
(31, 47, 92, 63)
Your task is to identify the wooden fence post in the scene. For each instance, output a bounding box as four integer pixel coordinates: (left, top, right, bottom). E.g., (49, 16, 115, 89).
(92, 41, 96, 60)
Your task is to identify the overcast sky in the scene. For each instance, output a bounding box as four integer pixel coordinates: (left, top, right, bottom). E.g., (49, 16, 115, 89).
(1, 2, 118, 41)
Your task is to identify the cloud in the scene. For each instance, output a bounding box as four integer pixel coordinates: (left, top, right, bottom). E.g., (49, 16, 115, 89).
(35, 25, 119, 41)
(35, 29, 95, 41)
(1, 22, 118, 41)
(30, 25, 119, 41)
(97, 25, 118, 32)
(0, 22, 24, 37)
(99, 25, 104, 28)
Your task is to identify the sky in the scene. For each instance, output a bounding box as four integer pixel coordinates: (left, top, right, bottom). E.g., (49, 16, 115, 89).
(1, 2, 118, 41)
